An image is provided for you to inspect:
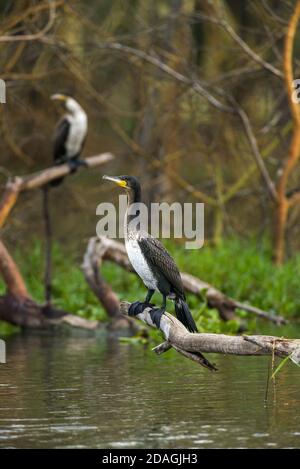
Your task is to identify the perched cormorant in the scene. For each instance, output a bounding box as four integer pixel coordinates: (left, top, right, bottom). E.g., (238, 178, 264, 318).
(50, 94, 88, 186)
(103, 175, 198, 332)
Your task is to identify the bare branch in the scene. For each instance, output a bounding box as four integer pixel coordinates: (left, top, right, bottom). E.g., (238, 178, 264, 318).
(236, 106, 278, 202)
(191, 12, 283, 79)
(0, 153, 114, 228)
(0, 240, 28, 298)
(0, 1, 57, 43)
(97, 42, 235, 113)
(120, 301, 300, 369)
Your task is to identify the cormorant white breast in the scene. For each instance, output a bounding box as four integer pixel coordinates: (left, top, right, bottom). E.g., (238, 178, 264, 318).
(51, 94, 88, 186)
(103, 175, 198, 332)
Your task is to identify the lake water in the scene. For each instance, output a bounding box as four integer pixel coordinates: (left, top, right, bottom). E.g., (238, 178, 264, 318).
(1, 327, 300, 449)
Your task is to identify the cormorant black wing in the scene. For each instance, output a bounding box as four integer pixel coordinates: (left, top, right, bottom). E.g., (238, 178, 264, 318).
(138, 235, 184, 297)
(53, 117, 70, 164)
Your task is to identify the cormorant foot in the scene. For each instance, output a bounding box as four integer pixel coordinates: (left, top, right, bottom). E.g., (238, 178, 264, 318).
(149, 307, 165, 329)
(68, 159, 79, 173)
(68, 158, 87, 173)
(128, 301, 155, 317)
(128, 301, 145, 317)
(75, 158, 88, 168)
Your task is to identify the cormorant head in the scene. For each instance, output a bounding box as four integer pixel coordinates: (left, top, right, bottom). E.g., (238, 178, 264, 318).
(102, 175, 141, 202)
(51, 94, 84, 115)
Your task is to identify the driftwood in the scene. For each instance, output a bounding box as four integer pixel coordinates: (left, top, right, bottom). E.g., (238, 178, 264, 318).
(83, 236, 286, 325)
(120, 301, 300, 370)
(0, 152, 114, 228)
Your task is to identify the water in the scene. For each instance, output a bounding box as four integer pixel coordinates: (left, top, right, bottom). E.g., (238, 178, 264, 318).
(1, 329, 300, 449)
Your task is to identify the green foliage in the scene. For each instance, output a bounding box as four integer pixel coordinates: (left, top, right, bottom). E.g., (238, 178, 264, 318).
(165, 237, 300, 319)
(12, 241, 107, 322)
(271, 354, 293, 380)
(0, 321, 20, 337)
(0, 238, 299, 337)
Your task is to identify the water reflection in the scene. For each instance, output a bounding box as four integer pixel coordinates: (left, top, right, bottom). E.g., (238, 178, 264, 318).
(0, 330, 300, 448)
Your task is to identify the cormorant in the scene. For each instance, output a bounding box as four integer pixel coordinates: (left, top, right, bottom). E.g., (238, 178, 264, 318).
(103, 175, 198, 332)
(50, 94, 88, 186)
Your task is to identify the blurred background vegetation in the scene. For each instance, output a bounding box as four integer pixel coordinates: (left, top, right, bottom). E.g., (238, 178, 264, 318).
(1, 0, 300, 328)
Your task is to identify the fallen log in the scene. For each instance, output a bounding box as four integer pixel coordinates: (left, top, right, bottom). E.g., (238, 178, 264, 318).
(0, 238, 99, 330)
(84, 236, 286, 325)
(120, 301, 300, 370)
(0, 152, 114, 228)
(0, 235, 137, 333)
(0, 293, 99, 330)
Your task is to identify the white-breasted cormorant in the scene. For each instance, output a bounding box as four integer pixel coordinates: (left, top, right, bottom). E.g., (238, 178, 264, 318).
(50, 94, 88, 186)
(103, 175, 198, 332)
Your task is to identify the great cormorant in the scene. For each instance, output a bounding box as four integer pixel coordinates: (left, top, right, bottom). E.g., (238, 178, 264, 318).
(50, 94, 87, 186)
(103, 175, 198, 332)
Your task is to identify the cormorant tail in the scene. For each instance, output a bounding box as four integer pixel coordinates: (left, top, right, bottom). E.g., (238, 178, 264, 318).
(175, 297, 198, 333)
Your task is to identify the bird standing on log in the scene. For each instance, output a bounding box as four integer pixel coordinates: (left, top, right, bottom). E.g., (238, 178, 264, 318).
(50, 94, 88, 186)
(103, 175, 198, 332)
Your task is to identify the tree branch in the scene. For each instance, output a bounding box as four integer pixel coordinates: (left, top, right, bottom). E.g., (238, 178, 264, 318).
(236, 106, 278, 203)
(97, 42, 235, 113)
(0, 0, 57, 43)
(0, 240, 28, 298)
(120, 301, 300, 369)
(0, 152, 114, 228)
(191, 12, 283, 79)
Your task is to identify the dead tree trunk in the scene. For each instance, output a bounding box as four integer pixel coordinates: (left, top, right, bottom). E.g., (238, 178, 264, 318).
(120, 301, 300, 370)
(0, 240, 28, 299)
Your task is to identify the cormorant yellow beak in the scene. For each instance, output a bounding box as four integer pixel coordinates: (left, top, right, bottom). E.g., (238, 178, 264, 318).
(51, 94, 68, 102)
(102, 175, 127, 188)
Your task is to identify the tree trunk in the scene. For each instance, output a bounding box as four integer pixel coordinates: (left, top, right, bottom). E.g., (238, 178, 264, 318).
(274, 0, 300, 264)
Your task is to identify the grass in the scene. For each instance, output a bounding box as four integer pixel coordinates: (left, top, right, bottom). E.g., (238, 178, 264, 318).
(0, 237, 299, 337)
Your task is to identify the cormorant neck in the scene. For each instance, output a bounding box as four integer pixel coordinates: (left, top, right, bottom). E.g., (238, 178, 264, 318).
(125, 185, 142, 235)
(127, 185, 141, 204)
